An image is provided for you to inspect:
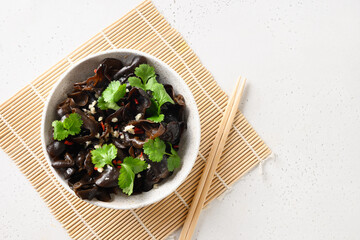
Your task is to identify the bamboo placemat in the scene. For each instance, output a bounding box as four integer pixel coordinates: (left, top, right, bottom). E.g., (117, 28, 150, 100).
(0, 1, 272, 239)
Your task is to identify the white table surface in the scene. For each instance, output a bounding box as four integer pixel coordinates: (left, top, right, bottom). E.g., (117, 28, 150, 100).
(1, 0, 360, 239)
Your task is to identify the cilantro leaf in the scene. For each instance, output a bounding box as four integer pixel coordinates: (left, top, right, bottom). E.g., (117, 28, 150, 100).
(128, 64, 156, 90)
(146, 98, 159, 116)
(63, 113, 83, 135)
(147, 114, 164, 123)
(123, 157, 148, 174)
(103, 81, 126, 103)
(97, 96, 108, 110)
(145, 79, 174, 121)
(97, 81, 126, 110)
(122, 181, 134, 195)
(118, 163, 135, 195)
(131, 64, 174, 107)
(142, 137, 182, 171)
(128, 77, 144, 89)
(114, 83, 127, 101)
(135, 64, 155, 83)
(91, 144, 117, 169)
(145, 76, 158, 91)
(52, 113, 83, 141)
(118, 157, 148, 195)
(152, 83, 175, 106)
(143, 137, 166, 162)
(52, 121, 69, 141)
(98, 96, 120, 110)
(167, 144, 181, 171)
(107, 101, 121, 111)
(146, 99, 164, 123)
(128, 64, 174, 122)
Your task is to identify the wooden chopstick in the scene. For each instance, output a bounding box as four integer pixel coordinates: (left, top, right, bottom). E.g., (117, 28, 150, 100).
(179, 77, 246, 240)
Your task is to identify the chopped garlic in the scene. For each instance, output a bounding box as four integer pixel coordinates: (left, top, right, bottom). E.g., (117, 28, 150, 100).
(94, 144, 101, 149)
(85, 141, 91, 147)
(95, 133, 100, 139)
(126, 88, 129, 93)
(90, 107, 96, 114)
(137, 174, 141, 178)
(123, 125, 135, 134)
(135, 113, 142, 121)
(153, 184, 159, 189)
(97, 167, 104, 173)
(98, 116, 103, 122)
(112, 131, 120, 138)
(89, 100, 97, 108)
(120, 133, 125, 139)
(111, 117, 118, 123)
(147, 164, 151, 169)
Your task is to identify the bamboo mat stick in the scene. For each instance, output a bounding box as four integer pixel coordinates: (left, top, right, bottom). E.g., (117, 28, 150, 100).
(179, 77, 246, 240)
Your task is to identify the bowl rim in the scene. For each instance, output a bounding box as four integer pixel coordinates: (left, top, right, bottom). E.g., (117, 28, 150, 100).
(40, 49, 201, 209)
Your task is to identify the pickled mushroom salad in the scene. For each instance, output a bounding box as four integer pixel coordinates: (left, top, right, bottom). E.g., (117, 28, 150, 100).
(46, 56, 186, 202)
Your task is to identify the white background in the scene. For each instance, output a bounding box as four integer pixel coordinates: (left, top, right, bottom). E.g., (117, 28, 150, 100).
(1, 0, 360, 239)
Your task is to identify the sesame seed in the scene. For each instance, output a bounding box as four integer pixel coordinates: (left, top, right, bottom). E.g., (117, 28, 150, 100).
(97, 167, 103, 173)
(120, 134, 125, 139)
(94, 144, 101, 149)
(111, 118, 118, 123)
(137, 174, 141, 178)
(126, 89, 129, 93)
(85, 141, 91, 147)
(98, 116, 103, 121)
(95, 133, 100, 139)
(153, 184, 159, 189)
(147, 164, 151, 169)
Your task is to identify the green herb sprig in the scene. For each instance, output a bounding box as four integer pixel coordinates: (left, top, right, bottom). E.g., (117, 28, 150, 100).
(118, 157, 148, 195)
(90, 144, 149, 196)
(128, 64, 174, 122)
(143, 137, 181, 171)
(91, 144, 117, 169)
(52, 113, 83, 141)
(97, 81, 127, 110)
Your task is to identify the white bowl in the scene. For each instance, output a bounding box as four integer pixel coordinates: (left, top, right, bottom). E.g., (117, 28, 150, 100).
(41, 49, 200, 209)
